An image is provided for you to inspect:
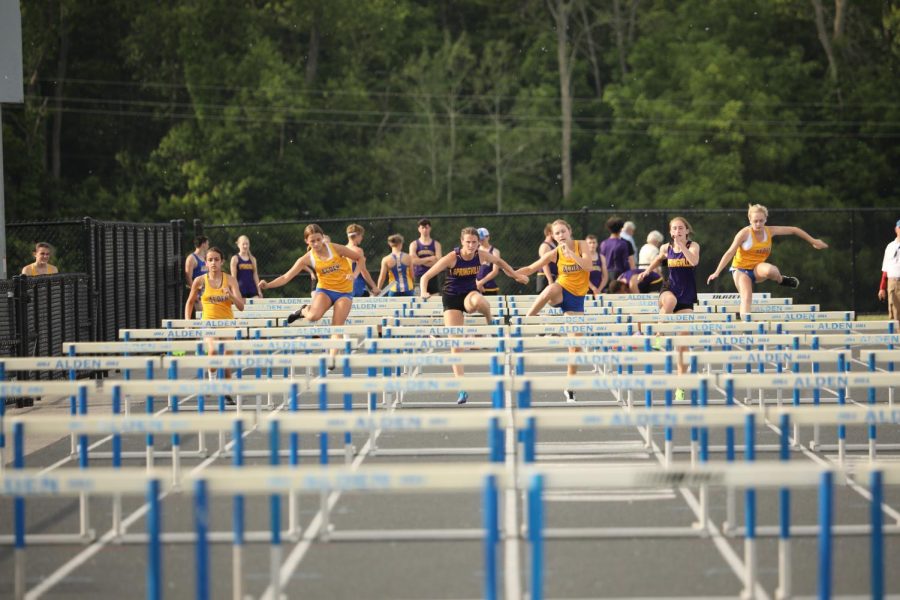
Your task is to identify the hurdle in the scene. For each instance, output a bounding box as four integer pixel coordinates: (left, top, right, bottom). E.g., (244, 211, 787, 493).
(4, 457, 896, 600)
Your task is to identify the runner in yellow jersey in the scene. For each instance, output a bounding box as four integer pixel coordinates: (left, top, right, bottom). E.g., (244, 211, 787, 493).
(21, 242, 59, 276)
(259, 224, 363, 367)
(515, 219, 593, 402)
(707, 204, 828, 319)
(184, 247, 246, 403)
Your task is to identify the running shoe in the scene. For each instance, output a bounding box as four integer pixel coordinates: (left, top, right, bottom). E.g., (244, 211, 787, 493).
(286, 305, 308, 325)
(674, 388, 686, 403)
(564, 389, 576, 403)
(652, 336, 666, 351)
(780, 276, 800, 288)
(456, 391, 469, 405)
(224, 395, 236, 406)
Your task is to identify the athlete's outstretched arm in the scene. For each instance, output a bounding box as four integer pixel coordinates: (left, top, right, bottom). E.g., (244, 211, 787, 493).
(707, 229, 749, 284)
(516, 248, 557, 277)
(481, 248, 528, 284)
(258, 255, 311, 290)
(767, 226, 828, 249)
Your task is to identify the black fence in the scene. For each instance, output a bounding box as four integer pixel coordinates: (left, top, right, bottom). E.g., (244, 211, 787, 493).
(3, 218, 185, 357)
(0, 274, 92, 374)
(195, 207, 898, 314)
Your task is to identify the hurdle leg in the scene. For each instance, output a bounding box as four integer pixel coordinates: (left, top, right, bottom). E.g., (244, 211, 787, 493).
(15, 547, 24, 600)
(319, 491, 331, 541)
(112, 493, 123, 537)
(14, 423, 25, 600)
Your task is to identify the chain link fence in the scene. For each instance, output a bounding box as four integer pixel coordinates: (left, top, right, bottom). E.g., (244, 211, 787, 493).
(195, 208, 897, 314)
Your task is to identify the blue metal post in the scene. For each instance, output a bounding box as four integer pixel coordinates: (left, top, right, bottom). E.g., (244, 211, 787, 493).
(146, 478, 162, 600)
(528, 474, 544, 600)
(482, 475, 499, 600)
(870, 470, 884, 600)
(194, 479, 209, 600)
(818, 471, 833, 600)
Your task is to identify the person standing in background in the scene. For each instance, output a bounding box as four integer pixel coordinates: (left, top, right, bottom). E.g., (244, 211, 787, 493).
(878, 219, 900, 323)
(346, 224, 380, 297)
(21, 242, 59, 276)
(621, 221, 638, 255)
(185, 236, 209, 287)
(184, 236, 209, 316)
(536, 223, 558, 293)
(410, 218, 443, 295)
(230, 235, 261, 299)
(377, 234, 416, 297)
(599, 216, 635, 290)
(584, 234, 608, 298)
(475, 227, 501, 295)
(639, 230, 664, 270)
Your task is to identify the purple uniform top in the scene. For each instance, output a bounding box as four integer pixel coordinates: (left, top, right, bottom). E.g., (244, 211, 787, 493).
(542, 240, 558, 277)
(599, 237, 631, 276)
(443, 248, 481, 296)
(665, 242, 697, 305)
(477, 246, 498, 290)
(413, 239, 436, 279)
(235, 255, 257, 297)
(589, 255, 603, 287)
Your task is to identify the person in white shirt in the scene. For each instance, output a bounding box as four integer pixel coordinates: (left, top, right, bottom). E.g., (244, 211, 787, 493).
(878, 219, 900, 323)
(621, 221, 638, 255)
(638, 230, 664, 271)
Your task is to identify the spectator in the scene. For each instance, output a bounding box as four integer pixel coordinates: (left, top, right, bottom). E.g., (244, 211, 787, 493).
(230, 235, 261, 299)
(22, 242, 59, 276)
(621, 221, 638, 255)
(878, 219, 900, 323)
(599, 216, 635, 289)
(639, 230, 664, 270)
(410, 218, 443, 294)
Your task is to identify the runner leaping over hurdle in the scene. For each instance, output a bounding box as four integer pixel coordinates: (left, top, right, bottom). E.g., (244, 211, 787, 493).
(706, 203, 828, 319)
(514, 219, 592, 403)
(419, 226, 527, 404)
(259, 224, 363, 367)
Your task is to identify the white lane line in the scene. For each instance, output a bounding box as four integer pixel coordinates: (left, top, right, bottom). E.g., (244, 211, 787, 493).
(503, 397, 521, 600)
(639, 424, 771, 600)
(259, 395, 400, 600)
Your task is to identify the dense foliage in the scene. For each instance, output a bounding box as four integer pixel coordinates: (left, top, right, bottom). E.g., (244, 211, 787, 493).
(3, 0, 899, 223)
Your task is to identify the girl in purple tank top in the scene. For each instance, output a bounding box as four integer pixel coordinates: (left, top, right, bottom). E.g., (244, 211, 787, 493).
(419, 227, 528, 404)
(230, 235, 260, 298)
(637, 216, 701, 397)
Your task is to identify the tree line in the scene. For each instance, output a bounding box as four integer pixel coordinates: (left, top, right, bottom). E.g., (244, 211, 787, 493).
(4, 0, 898, 225)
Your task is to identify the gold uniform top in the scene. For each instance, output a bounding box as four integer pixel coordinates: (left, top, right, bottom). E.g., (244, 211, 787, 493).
(732, 227, 772, 270)
(200, 274, 234, 320)
(556, 241, 590, 296)
(26, 264, 57, 276)
(311, 243, 353, 294)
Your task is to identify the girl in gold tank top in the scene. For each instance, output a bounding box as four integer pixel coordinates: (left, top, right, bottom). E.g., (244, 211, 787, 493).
(514, 219, 594, 403)
(258, 224, 365, 368)
(707, 204, 828, 319)
(21, 242, 59, 276)
(184, 247, 246, 396)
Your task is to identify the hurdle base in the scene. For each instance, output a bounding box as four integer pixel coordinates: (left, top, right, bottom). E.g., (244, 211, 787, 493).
(0, 530, 97, 545)
(543, 526, 707, 539)
(730, 523, 900, 538)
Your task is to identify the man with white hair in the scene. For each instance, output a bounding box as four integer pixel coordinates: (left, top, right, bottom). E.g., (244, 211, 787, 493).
(639, 230, 665, 271)
(621, 221, 638, 255)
